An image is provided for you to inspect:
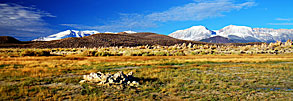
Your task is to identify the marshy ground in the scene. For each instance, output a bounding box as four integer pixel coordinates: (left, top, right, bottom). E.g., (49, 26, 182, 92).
(0, 54, 292, 100)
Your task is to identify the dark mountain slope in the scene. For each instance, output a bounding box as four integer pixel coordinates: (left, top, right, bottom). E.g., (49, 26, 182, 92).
(128, 32, 184, 40)
(200, 36, 235, 43)
(0, 36, 21, 44)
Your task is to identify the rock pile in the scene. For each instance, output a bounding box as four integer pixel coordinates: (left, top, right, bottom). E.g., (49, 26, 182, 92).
(79, 71, 139, 87)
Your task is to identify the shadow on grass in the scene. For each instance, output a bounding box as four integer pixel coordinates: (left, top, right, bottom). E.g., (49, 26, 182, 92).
(135, 77, 158, 83)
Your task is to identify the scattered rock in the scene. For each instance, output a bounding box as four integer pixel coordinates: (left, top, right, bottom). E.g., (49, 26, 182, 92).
(80, 71, 139, 87)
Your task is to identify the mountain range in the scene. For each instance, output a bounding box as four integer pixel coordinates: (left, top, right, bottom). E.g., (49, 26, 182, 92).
(1, 32, 264, 48)
(169, 25, 293, 43)
(33, 30, 138, 41)
(32, 25, 293, 43)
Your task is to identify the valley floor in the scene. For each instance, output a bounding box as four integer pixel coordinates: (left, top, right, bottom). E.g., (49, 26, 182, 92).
(0, 54, 292, 100)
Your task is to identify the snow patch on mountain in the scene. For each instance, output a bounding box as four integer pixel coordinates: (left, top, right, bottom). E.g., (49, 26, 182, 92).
(33, 30, 99, 41)
(169, 26, 214, 41)
(123, 31, 137, 34)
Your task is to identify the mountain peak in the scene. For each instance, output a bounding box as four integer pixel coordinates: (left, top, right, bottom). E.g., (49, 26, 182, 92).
(190, 25, 206, 28)
(222, 25, 252, 30)
(123, 31, 137, 34)
(169, 26, 214, 41)
(33, 30, 99, 41)
(218, 25, 254, 38)
(188, 25, 210, 31)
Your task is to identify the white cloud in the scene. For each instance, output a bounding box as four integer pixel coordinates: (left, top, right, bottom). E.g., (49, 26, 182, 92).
(62, 0, 255, 32)
(275, 18, 292, 21)
(268, 23, 293, 25)
(0, 3, 55, 40)
(147, 0, 255, 21)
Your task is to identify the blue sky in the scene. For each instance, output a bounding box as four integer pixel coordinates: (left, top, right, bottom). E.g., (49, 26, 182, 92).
(0, 0, 293, 41)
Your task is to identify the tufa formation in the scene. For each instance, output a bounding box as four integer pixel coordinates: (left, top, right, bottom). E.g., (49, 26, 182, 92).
(80, 71, 139, 87)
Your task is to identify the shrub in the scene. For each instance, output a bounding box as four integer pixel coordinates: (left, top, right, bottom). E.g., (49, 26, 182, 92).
(20, 50, 35, 56)
(142, 52, 153, 56)
(82, 50, 95, 56)
(155, 51, 168, 56)
(19, 49, 51, 56)
(94, 51, 112, 56)
(35, 50, 51, 56)
(173, 52, 185, 56)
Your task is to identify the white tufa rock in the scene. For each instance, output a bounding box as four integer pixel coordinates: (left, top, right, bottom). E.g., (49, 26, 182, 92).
(80, 71, 139, 87)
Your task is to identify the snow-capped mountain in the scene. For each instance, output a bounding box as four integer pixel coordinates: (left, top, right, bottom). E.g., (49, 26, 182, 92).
(253, 28, 293, 42)
(217, 25, 260, 42)
(218, 25, 255, 38)
(169, 25, 293, 43)
(33, 30, 99, 41)
(33, 30, 137, 41)
(123, 31, 137, 34)
(169, 26, 215, 41)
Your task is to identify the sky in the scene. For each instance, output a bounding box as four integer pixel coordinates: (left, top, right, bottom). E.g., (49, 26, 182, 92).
(0, 0, 293, 41)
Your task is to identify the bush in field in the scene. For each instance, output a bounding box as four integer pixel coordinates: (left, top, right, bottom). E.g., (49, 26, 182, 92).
(2, 40, 293, 57)
(35, 50, 51, 56)
(20, 50, 35, 56)
(109, 52, 122, 56)
(155, 51, 169, 56)
(82, 50, 119, 56)
(173, 51, 185, 56)
(191, 51, 200, 55)
(124, 51, 137, 56)
(94, 51, 112, 56)
(142, 52, 150, 56)
(20, 50, 51, 56)
(142, 52, 154, 56)
(82, 50, 95, 56)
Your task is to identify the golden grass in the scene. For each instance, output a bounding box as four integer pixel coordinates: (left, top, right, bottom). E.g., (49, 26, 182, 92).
(0, 54, 292, 100)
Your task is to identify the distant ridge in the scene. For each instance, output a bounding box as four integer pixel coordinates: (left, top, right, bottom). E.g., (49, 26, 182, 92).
(0, 36, 21, 44)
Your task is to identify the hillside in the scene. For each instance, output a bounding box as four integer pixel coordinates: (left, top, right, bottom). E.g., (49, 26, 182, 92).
(128, 32, 182, 40)
(0, 36, 21, 44)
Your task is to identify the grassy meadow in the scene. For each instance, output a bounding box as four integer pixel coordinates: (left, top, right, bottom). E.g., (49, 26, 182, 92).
(0, 53, 292, 100)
